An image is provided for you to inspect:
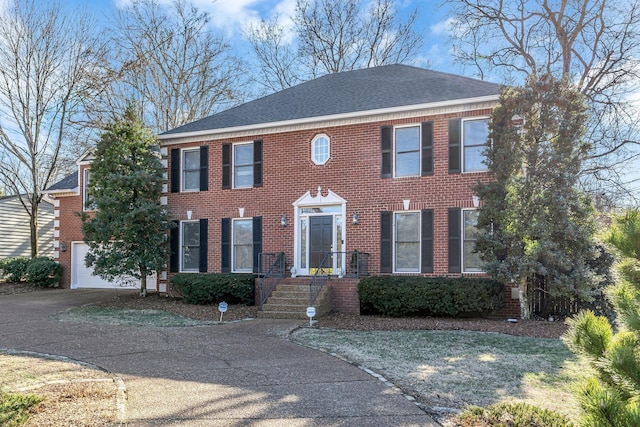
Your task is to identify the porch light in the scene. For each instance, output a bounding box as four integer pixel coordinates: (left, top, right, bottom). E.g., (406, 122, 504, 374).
(280, 213, 287, 227)
(352, 210, 359, 225)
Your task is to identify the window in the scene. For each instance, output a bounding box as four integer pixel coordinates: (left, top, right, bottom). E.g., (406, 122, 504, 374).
(311, 134, 330, 165)
(170, 146, 208, 192)
(395, 126, 420, 177)
(83, 169, 95, 211)
(234, 143, 254, 188)
(381, 122, 433, 178)
(463, 118, 490, 172)
(181, 221, 200, 271)
(394, 212, 420, 272)
(222, 141, 262, 189)
(233, 219, 253, 272)
(182, 148, 200, 191)
(462, 209, 483, 272)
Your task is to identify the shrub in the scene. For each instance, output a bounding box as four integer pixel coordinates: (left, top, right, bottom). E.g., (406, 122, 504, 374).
(0, 257, 31, 282)
(26, 258, 62, 287)
(170, 273, 256, 305)
(358, 276, 504, 317)
(0, 392, 45, 427)
(456, 402, 574, 427)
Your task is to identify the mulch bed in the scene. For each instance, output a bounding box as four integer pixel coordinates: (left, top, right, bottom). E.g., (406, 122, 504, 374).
(1, 282, 568, 339)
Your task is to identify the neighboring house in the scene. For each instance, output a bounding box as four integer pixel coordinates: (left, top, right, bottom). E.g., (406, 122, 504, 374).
(0, 195, 54, 259)
(47, 64, 519, 316)
(44, 156, 155, 290)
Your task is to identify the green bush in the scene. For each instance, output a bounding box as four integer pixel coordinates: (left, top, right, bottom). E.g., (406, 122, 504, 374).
(456, 402, 573, 427)
(0, 257, 31, 282)
(170, 273, 256, 305)
(26, 258, 62, 287)
(358, 276, 504, 317)
(0, 392, 45, 427)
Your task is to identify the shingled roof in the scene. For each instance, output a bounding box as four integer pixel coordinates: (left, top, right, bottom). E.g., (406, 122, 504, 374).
(161, 64, 500, 137)
(45, 172, 78, 192)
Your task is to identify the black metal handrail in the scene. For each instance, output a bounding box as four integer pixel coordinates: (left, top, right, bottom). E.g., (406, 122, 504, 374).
(258, 252, 285, 310)
(308, 250, 370, 307)
(309, 251, 332, 307)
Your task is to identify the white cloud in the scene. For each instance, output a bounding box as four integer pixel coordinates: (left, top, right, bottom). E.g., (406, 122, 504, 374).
(430, 17, 455, 36)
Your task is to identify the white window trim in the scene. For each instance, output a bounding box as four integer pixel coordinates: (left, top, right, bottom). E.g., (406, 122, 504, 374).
(231, 218, 253, 273)
(180, 220, 200, 272)
(461, 117, 490, 173)
(82, 168, 94, 212)
(393, 124, 421, 178)
(181, 147, 200, 192)
(233, 142, 254, 189)
(461, 208, 484, 273)
(393, 210, 421, 273)
(311, 133, 330, 165)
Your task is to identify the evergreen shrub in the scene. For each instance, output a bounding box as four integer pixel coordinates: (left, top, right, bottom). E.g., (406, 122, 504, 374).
(170, 273, 256, 305)
(26, 258, 62, 287)
(358, 276, 504, 317)
(0, 257, 31, 282)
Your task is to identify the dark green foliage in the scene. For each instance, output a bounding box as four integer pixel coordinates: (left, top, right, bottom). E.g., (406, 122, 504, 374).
(0, 392, 45, 426)
(358, 276, 504, 317)
(457, 402, 573, 427)
(26, 258, 62, 287)
(80, 105, 173, 296)
(170, 273, 256, 305)
(0, 257, 30, 282)
(475, 75, 603, 318)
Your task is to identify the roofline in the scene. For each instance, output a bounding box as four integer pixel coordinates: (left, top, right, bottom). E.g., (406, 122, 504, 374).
(41, 187, 79, 197)
(158, 94, 500, 142)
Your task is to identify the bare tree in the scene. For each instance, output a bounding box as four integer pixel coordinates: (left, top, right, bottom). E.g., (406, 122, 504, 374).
(447, 0, 640, 200)
(0, 0, 109, 257)
(245, 0, 422, 92)
(109, 0, 244, 134)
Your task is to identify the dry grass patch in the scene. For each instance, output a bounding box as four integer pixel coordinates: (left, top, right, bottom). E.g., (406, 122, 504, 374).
(291, 328, 591, 422)
(0, 353, 121, 426)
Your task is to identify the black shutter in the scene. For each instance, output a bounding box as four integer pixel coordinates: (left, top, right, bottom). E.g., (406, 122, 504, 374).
(380, 126, 393, 178)
(421, 122, 434, 175)
(253, 140, 263, 187)
(221, 218, 231, 272)
(222, 144, 231, 189)
(448, 118, 461, 173)
(169, 220, 180, 272)
(421, 209, 434, 273)
(170, 149, 180, 193)
(380, 211, 393, 273)
(199, 219, 208, 272)
(199, 146, 208, 191)
(448, 208, 461, 273)
(252, 216, 262, 273)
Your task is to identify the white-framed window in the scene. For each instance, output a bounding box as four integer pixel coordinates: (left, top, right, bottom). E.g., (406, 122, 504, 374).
(83, 169, 95, 211)
(462, 209, 483, 272)
(182, 148, 200, 191)
(234, 143, 254, 188)
(394, 125, 421, 177)
(311, 134, 330, 165)
(181, 221, 200, 272)
(232, 219, 253, 272)
(463, 118, 490, 172)
(394, 211, 421, 272)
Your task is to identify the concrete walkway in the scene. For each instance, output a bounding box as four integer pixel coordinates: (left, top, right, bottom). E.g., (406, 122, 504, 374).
(0, 290, 438, 426)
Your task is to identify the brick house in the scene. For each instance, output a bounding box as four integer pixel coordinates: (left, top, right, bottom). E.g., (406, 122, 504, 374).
(47, 64, 519, 316)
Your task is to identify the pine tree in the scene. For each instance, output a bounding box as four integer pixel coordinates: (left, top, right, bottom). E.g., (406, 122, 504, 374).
(564, 209, 640, 426)
(80, 105, 172, 296)
(474, 75, 602, 318)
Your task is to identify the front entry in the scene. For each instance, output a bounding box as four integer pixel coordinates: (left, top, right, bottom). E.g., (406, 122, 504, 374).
(310, 215, 333, 270)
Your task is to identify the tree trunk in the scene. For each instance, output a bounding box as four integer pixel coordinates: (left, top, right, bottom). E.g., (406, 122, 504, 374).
(519, 277, 530, 319)
(140, 272, 147, 297)
(30, 201, 39, 258)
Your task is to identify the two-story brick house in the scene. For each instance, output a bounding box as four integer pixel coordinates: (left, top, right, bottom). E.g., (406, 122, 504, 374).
(47, 64, 519, 316)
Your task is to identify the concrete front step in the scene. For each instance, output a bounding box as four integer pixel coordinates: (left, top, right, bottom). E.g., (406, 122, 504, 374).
(259, 282, 331, 319)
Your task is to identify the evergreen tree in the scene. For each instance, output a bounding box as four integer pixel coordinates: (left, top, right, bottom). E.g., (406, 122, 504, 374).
(80, 106, 171, 296)
(475, 75, 602, 318)
(564, 209, 640, 426)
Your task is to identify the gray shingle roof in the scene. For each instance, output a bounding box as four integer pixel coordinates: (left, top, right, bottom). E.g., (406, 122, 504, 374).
(46, 172, 77, 191)
(162, 64, 500, 136)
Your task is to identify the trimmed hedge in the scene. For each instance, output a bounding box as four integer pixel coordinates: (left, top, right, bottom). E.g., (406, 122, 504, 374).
(358, 276, 505, 317)
(170, 273, 256, 305)
(0, 257, 31, 282)
(26, 258, 62, 287)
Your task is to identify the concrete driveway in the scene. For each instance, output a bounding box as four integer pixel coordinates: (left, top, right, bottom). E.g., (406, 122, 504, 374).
(0, 290, 438, 426)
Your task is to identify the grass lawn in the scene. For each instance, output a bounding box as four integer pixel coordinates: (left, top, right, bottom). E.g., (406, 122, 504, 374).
(54, 306, 219, 327)
(291, 328, 590, 422)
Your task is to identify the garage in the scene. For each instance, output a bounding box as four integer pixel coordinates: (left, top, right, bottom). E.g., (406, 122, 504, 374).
(71, 242, 156, 290)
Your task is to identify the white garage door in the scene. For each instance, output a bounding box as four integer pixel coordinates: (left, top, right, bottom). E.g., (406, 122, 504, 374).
(71, 242, 156, 290)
